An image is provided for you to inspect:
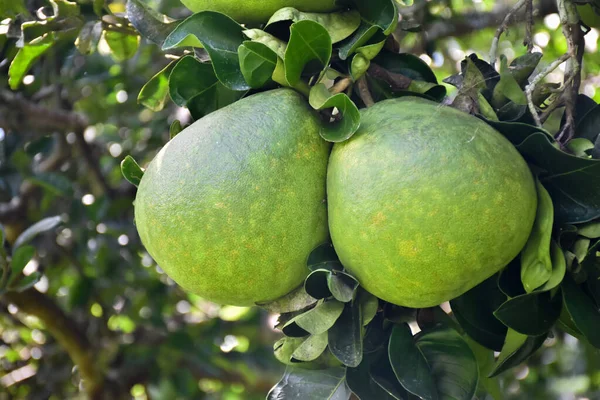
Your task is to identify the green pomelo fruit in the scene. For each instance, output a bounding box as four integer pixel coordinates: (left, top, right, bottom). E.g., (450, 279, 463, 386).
(327, 97, 537, 308)
(134, 89, 330, 306)
(180, 0, 340, 24)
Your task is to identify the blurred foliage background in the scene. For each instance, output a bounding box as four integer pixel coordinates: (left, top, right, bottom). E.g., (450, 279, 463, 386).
(1, 0, 600, 399)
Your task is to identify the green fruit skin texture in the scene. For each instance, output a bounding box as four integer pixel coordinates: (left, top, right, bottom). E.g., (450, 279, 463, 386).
(180, 0, 339, 24)
(135, 89, 330, 306)
(328, 97, 537, 308)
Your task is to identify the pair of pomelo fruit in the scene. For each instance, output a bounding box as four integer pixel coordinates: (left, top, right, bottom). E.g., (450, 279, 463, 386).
(134, 89, 537, 308)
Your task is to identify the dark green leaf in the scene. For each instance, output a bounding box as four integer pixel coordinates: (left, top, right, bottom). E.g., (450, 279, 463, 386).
(256, 284, 317, 313)
(0, 0, 29, 18)
(93, 0, 104, 16)
(327, 271, 358, 302)
(338, 22, 379, 60)
(478, 118, 553, 145)
(308, 83, 360, 142)
(8, 34, 55, 90)
(575, 103, 600, 142)
(489, 329, 547, 377)
(346, 348, 396, 400)
(168, 56, 244, 119)
(562, 274, 600, 347)
(284, 20, 332, 86)
(388, 323, 437, 400)
(238, 41, 277, 89)
(11, 272, 42, 292)
(372, 52, 438, 83)
(493, 290, 562, 336)
(266, 7, 360, 43)
(520, 180, 554, 293)
(267, 367, 351, 400)
(104, 30, 140, 61)
(291, 332, 328, 362)
(463, 337, 503, 400)
(328, 300, 362, 367)
(307, 242, 341, 271)
(516, 133, 600, 224)
(357, 289, 378, 326)
(351, 0, 398, 35)
(126, 0, 177, 46)
(138, 61, 176, 112)
(163, 12, 250, 90)
(450, 274, 508, 351)
(8, 245, 35, 287)
(509, 52, 543, 85)
(120, 155, 144, 187)
(13, 216, 62, 249)
(371, 350, 410, 400)
(305, 268, 333, 299)
(492, 55, 527, 106)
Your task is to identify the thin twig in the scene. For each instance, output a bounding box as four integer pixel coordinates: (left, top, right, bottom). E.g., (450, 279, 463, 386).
(357, 77, 375, 107)
(524, 0, 534, 51)
(525, 53, 571, 127)
(489, 0, 528, 67)
(368, 63, 412, 91)
(330, 77, 352, 95)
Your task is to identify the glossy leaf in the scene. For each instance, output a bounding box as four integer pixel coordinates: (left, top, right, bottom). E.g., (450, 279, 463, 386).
(509, 52, 543, 85)
(126, 0, 177, 45)
(305, 268, 334, 299)
(371, 351, 410, 400)
(520, 180, 554, 292)
(284, 20, 332, 86)
(138, 61, 176, 111)
(266, 7, 360, 43)
(539, 241, 567, 292)
(257, 283, 317, 313)
(243, 29, 287, 59)
(516, 133, 600, 224)
(492, 55, 527, 106)
(104, 31, 140, 61)
(463, 337, 504, 400)
(357, 289, 378, 326)
(308, 83, 360, 142)
(346, 348, 396, 400)
(351, 0, 398, 35)
(338, 21, 380, 60)
(578, 221, 600, 238)
(562, 274, 600, 348)
(450, 274, 508, 351)
(8, 246, 35, 287)
(388, 323, 437, 400)
(350, 54, 370, 80)
(489, 329, 547, 377)
(238, 41, 277, 88)
(328, 301, 362, 367)
(267, 367, 351, 400)
(566, 138, 594, 157)
(575, 103, 600, 142)
(493, 290, 562, 336)
(121, 155, 144, 187)
(479, 118, 552, 145)
(13, 216, 62, 250)
(8, 34, 55, 90)
(291, 333, 328, 362)
(163, 12, 250, 90)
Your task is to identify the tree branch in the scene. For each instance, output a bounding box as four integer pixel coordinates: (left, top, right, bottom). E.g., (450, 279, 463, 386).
(3, 289, 106, 399)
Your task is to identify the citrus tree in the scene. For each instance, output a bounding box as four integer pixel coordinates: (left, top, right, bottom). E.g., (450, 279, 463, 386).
(2, 0, 600, 399)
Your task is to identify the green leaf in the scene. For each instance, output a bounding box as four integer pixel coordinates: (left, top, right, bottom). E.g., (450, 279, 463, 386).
(509, 52, 543, 85)
(8, 34, 55, 90)
(13, 216, 62, 250)
(93, 0, 104, 16)
(492, 55, 527, 106)
(266, 7, 360, 43)
(163, 12, 250, 90)
(75, 21, 102, 54)
(520, 180, 554, 293)
(126, 0, 177, 46)
(10, 272, 42, 292)
(27, 172, 73, 196)
(305, 268, 334, 299)
(327, 271, 358, 302)
(307, 242, 341, 271)
(138, 61, 176, 112)
(308, 83, 360, 142)
(578, 221, 600, 238)
(463, 337, 504, 400)
(493, 290, 562, 336)
(0, 0, 30, 18)
(450, 274, 508, 351)
(516, 133, 600, 224)
(388, 323, 437, 400)
(351, 0, 398, 35)
(562, 274, 600, 347)
(242, 29, 287, 59)
(338, 22, 380, 60)
(328, 300, 362, 367)
(284, 20, 332, 86)
(238, 41, 277, 89)
(539, 241, 566, 292)
(274, 337, 306, 365)
(350, 54, 370, 81)
(267, 367, 351, 400)
(489, 328, 547, 377)
(256, 284, 317, 313)
(120, 155, 144, 187)
(567, 138, 594, 157)
(292, 332, 328, 362)
(168, 56, 244, 119)
(346, 348, 396, 400)
(478, 117, 553, 145)
(290, 299, 345, 335)
(169, 120, 183, 140)
(8, 246, 35, 287)
(371, 350, 410, 399)
(104, 30, 140, 61)
(357, 289, 379, 326)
